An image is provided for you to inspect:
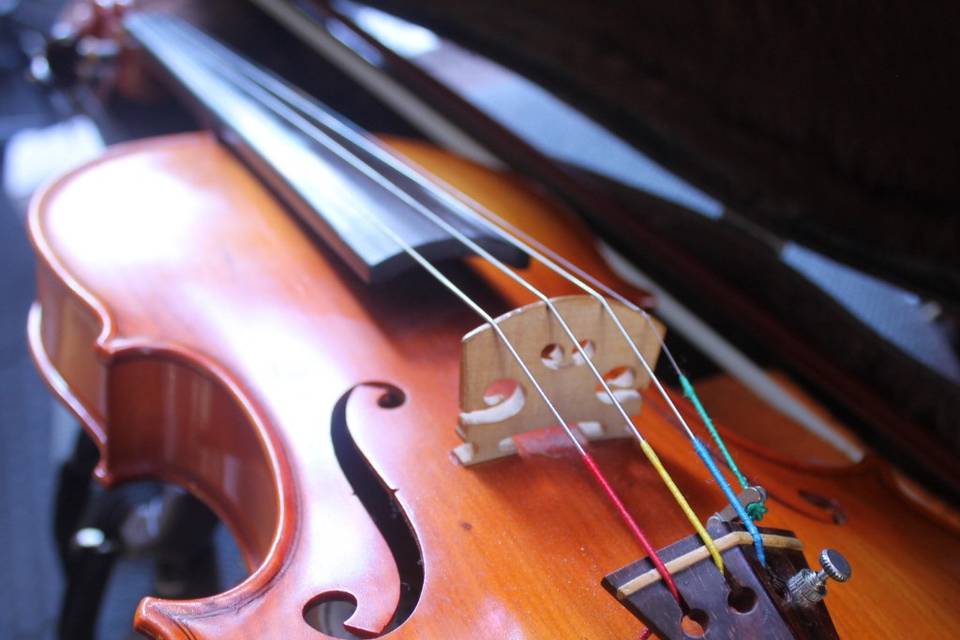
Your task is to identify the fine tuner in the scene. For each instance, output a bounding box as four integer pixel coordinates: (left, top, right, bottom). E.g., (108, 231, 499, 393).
(787, 549, 853, 606)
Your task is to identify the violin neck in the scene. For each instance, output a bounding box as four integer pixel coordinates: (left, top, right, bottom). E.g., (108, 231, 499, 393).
(124, 13, 525, 283)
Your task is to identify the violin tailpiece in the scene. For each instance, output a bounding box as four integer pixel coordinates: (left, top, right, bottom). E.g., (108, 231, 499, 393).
(602, 520, 839, 639)
(453, 295, 663, 465)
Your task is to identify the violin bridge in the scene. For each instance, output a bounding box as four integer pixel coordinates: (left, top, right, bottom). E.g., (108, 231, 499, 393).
(454, 295, 663, 465)
(602, 520, 840, 639)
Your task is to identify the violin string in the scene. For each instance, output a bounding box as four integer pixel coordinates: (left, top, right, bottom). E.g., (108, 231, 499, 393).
(155, 17, 685, 604)
(418, 197, 768, 526)
(257, 0, 754, 513)
(192, 35, 729, 573)
(434, 203, 751, 478)
(387, 171, 768, 552)
(192, 22, 762, 529)
(457, 209, 756, 489)
(165, 15, 741, 573)
(192, 32, 768, 567)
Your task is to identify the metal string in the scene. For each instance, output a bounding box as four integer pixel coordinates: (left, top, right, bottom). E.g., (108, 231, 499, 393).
(199, 30, 762, 536)
(155, 17, 686, 605)
(205, 44, 766, 567)
(459, 221, 763, 518)
(383, 170, 767, 564)
(164, 14, 748, 573)
(191, 34, 728, 572)
(468, 214, 765, 520)
(415, 197, 769, 544)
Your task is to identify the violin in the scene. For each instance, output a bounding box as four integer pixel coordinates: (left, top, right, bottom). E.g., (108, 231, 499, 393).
(27, 2, 960, 638)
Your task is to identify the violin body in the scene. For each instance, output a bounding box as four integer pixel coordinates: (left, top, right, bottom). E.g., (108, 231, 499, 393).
(28, 131, 960, 638)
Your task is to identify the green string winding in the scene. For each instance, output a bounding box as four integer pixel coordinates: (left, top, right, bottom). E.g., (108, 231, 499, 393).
(679, 374, 765, 521)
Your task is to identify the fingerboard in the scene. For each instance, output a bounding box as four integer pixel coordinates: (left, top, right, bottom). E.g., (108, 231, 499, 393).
(124, 13, 526, 283)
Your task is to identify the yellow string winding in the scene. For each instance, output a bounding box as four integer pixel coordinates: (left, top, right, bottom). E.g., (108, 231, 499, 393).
(638, 440, 725, 573)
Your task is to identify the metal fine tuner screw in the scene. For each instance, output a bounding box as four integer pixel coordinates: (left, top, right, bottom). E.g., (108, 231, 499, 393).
(787, 549, 852, 607)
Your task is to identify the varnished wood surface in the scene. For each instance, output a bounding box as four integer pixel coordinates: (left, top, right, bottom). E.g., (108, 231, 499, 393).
(28, 132, 960, 638)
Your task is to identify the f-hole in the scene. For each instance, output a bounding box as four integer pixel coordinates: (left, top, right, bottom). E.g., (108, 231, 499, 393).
(303, 593, 359, 638)
(798, 489, 847, 524)
(321, 383, 423, 637)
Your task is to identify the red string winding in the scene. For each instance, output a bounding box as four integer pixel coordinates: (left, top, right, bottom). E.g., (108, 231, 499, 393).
(580, 452, 682, 604)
